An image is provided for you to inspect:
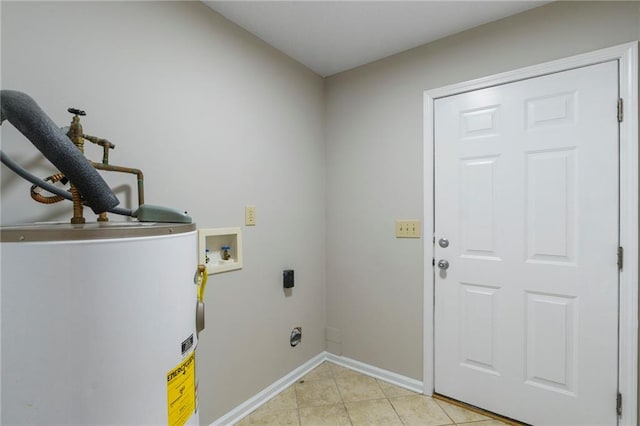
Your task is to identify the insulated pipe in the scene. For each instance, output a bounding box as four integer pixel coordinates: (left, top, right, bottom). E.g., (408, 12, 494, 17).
(0, 90, 119, 213)
(0, 150, 133, 217)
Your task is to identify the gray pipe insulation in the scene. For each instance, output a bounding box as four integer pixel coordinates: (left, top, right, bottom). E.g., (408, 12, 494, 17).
(0, 151, 133, 217)
(0, 90, 119, 214)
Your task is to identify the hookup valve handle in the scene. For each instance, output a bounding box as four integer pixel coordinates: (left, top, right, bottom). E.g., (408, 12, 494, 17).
(67, 108, 86, 116)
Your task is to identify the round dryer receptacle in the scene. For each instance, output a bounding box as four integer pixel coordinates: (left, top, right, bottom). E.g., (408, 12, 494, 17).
(290, 327, 302, 347)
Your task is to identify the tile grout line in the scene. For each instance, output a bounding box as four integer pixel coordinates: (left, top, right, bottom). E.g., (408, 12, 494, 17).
(329, 363, 354, 425)
(294, 376, 301, 426)
(433, 398, 457, 425)
(376, 379, 408, 426)
(387, 393, 407, 426)
(433, 394, 519, 425)
(341, 368, 406, 425)
(241, 362, 504, 426)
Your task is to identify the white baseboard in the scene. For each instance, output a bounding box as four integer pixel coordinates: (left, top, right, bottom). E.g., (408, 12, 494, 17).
(210, 352, 424, 425)
(325, 353, 424, 394)
(210, 352, 326, 426)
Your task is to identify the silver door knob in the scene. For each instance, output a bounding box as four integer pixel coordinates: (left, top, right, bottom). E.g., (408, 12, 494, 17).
(437, 259, 450, 270)
(438, 238, 449, 248)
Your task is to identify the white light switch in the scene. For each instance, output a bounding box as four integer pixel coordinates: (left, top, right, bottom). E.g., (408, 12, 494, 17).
(396, 220, 420, 238)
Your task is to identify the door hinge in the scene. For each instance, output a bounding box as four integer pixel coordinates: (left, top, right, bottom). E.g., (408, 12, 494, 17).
(617, 98, 623, 122)
(617, 246, 624, 271)
(616, 392, 622, 416)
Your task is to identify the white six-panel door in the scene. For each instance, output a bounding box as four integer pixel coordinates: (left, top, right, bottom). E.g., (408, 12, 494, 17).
(434, 61, 619, 425)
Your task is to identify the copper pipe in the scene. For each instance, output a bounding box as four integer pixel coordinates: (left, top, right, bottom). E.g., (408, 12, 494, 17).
(27, 110, 143, 222)
(91, 162, 144, 207)
(30, 173, 66, 204)
(83, 134, 115, 164)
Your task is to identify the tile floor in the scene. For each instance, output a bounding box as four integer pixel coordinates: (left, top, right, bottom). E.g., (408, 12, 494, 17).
(236, 362, 508, 426)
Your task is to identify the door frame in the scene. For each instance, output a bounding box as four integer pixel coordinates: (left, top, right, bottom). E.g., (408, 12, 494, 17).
(423, 42, 638, 425)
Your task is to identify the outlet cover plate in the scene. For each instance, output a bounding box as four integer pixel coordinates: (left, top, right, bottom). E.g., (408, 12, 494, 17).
(245, 205, 256, 226)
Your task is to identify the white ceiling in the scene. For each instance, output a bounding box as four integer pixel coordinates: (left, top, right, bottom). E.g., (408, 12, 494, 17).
(204, 1, 550, 77)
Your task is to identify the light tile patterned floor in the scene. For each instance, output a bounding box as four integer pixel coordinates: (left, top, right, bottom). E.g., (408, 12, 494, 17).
(236, 362, 508, 426)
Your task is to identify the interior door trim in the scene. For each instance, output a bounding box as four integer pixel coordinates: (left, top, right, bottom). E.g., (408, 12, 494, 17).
(422, 41, 638, 426)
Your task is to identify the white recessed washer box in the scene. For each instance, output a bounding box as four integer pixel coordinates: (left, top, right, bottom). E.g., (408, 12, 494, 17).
(198, 227, 243, 274)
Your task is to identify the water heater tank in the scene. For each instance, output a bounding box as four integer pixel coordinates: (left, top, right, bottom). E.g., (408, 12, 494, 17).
(1, 222, 199, 426)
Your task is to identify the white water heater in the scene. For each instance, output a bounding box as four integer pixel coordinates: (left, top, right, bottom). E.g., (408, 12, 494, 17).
(1, 222, 200, 426)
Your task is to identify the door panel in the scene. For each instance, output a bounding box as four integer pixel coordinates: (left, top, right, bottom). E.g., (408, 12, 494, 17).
(459, 283, 500, 374)
(525, 291, 577, 396)
(526, 149, 576, 264)
(434, 61, 619, 425)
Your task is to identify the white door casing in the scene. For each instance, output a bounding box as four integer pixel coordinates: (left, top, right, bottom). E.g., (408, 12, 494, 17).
(434, 61, 618, 425)
(423, 42, 638, 426)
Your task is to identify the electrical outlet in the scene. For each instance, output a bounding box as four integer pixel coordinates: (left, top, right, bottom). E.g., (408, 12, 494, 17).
(396, 220, 421, 238)
(245, 206, 256, 226)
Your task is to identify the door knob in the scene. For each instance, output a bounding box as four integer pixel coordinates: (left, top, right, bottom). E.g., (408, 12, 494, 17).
(437, 259, 450, 270)
(438, 238, 449, 248)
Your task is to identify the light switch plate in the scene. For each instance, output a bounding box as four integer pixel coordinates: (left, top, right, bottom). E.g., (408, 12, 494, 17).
(396, 220, 420, 238)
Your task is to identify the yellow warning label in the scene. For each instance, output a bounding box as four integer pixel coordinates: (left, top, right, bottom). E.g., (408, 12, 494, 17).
(167, 351, 196, 426)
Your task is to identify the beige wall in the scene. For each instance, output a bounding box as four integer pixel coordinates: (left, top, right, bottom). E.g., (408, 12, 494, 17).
(2, 0, 640, 423)
(0, 2, 326, 423)
(325, 0, 640, 382)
